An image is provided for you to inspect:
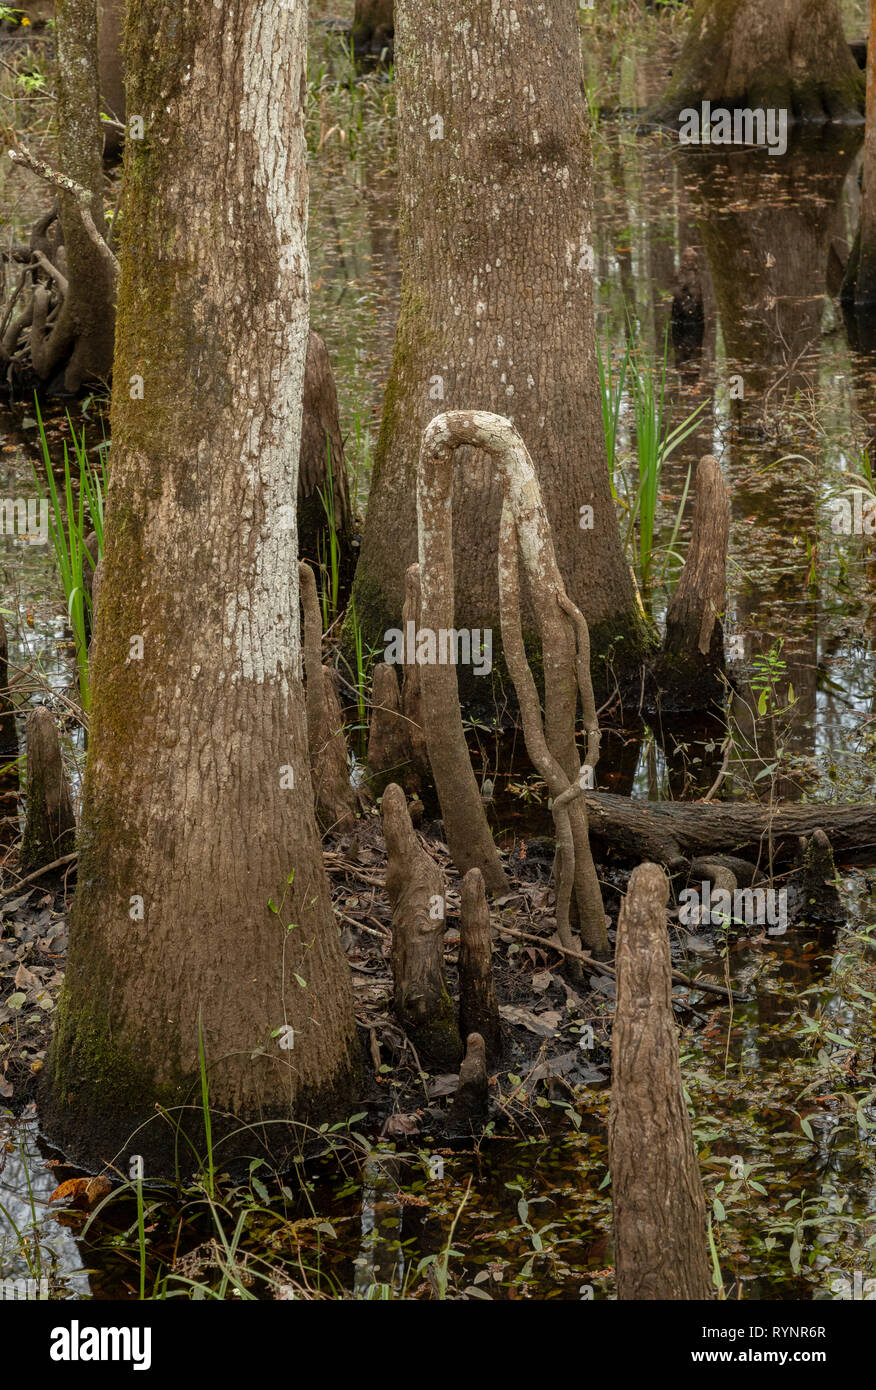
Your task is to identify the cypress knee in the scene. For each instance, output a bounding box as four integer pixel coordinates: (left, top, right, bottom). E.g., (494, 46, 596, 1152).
(0, 613, 18, 759)
(21, 707, 76, 871)
(382, 782, 462, 1068)
(300, 561, 357, 834)
(448, 1032, 489, 1131)
(609, 862, 712, 1301)
(657, 455, 730, 712)
(458, 868, 502, 1061)
(366, 663, 418, 795)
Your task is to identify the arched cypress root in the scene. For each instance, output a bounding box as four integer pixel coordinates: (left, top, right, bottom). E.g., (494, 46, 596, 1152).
(557, 590, 601, 773)
(416, 410, 609, 919)
(365, 567, 431, 796)
(299, 561, 357, 834)
(400, 563, 430, 783)
(498, 499, 608, 959)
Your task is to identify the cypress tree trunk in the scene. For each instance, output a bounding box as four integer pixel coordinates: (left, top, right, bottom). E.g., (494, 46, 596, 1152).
(47, 0, 116, 388)
(297, 329, 355, 581)
(351, 0, 394, 58)
(653, 0, 864, 124)
(97, 0, 126, 159)
(41, 0, 359, 1176)
(349, 0, 653, 700)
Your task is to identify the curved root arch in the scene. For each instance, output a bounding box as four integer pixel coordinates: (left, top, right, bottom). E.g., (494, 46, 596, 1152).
(416, 409, 609, 955)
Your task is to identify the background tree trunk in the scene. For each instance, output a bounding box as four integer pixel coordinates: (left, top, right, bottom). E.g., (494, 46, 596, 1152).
(41, 0, 359, 1176)
(49, 0, 116, 389)
(97, 0, 126, 159)
(349, 0, 652, 701)
(654, 0, 864, 123)
(655, 454, 729, 711)
(351, 0, 394, 59)
(298, 329, 355, 583)
(842, 0, 876, 308)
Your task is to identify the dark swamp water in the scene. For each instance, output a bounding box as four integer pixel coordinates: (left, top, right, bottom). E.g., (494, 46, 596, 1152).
(1, 5, 875, 1301)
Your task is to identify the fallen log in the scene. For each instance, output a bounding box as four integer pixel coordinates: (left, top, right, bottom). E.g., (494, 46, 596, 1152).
(584, 791, 876, 869)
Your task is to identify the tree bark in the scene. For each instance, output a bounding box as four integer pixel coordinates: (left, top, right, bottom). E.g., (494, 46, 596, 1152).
(656, 455, 729, 710)
(20, 707, 76, 872)
(585, 790, 876, 869)
(653, 0, 864, 123)
(41, 0, 360, 1176)
(366, 662, 419, 795)
(299, 561, 357, 834)
(382, 783, 462, 1068)
(351, 0, 394, 59)
(48, 0, 116, 389)
(458, 868, 502, 1061)
(97, 0, 126, 159)
(298, 329, 355, 582)
(0, 613, 18, 760)
(349, 0, 653, 701)
(842, 0, 876, 308)
(448, 1032, 489, 1131)
(609, 863, 712, 1300)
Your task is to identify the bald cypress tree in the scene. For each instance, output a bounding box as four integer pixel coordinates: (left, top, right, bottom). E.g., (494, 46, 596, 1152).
(42, 0, 359, 1176)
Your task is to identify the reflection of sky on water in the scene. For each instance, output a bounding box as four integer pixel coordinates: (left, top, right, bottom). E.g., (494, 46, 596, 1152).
(0, 1119, 88, 1296)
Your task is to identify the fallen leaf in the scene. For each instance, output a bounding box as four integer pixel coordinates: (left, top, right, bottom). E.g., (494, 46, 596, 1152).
(499, 1005, 561, 1037)
(14, 963, 39, 992)
(380, 1112, 421, 1137)
(49, 1176, 112, 1210)
(427, 1074, 459, 1098)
